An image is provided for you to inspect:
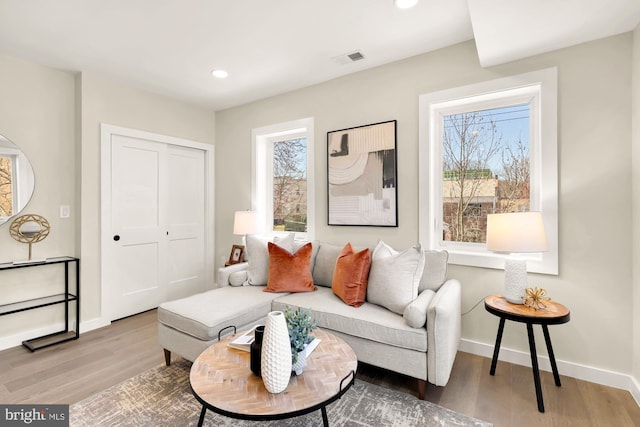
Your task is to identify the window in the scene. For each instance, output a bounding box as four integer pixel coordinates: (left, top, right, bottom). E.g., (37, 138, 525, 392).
(419, 68, 558, 275)
(252, 118, 315, 240)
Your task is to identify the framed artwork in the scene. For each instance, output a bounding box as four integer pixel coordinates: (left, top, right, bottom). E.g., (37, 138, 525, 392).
(227, 244, 245, 265)
(327, 120, 397, 226)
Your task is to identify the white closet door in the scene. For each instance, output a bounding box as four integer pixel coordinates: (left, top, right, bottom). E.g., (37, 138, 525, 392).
(103, 129, 209, 321)
(108, 135, 167, 319)
(164, 144, 206, 302)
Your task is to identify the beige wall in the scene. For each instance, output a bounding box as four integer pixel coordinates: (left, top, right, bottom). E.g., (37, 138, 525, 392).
(0, 54, 215, 344)
(0, 53, 76, 339)
(78, 72, 216, 327)
(216, 35, 635, 376)
(632, 24, 640, 387)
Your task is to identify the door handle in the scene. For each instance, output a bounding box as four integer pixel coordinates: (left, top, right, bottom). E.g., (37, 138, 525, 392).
(113, 235, 120, 241)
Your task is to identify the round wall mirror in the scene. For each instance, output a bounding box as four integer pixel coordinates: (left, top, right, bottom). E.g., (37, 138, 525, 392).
(0, 133, 35, 225)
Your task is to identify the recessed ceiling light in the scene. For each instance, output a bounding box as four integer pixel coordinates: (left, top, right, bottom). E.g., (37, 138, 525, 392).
(211, 69, 228, 79)
(394, 0, 418, 9)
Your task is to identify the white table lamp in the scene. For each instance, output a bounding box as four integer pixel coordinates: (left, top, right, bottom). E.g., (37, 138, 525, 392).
(233, 210, 258, 236)
(486, 212, 548, 304)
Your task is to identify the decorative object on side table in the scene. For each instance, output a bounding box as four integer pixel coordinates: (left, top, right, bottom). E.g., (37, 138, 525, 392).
(261, 311, 292, 393)
(9, 213, 50, 263)
(227, 244, 244, 266)
(250, 325, 264, 377)
(522, 286, 550, 310)
(285, 306, 318, 375)
(486, 211, 548, 304)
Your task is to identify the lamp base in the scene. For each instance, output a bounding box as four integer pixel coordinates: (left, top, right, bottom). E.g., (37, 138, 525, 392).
(504, 257, 528, 304)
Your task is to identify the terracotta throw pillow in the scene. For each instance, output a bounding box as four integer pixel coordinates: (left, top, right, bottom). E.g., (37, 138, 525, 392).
(264, 242, 316, 293)
(331, 243, 371, 307)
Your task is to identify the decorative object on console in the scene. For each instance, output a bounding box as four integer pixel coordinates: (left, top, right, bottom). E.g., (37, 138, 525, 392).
(9, 213, 50, 263)
(261, 311, 292, 393)
(250, 325, 265, 377)
(486, 212, 548, 304)
(232, 210, 258, 263)
(285, 306, 318, 375)
(327, 120, 397, 227)
(522, 287, 551, 310)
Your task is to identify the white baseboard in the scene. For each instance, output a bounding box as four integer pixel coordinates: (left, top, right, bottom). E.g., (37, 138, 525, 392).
(460, 338, 640, 406)
(0, 317, 111, 351)
(79, 317, 111, 334)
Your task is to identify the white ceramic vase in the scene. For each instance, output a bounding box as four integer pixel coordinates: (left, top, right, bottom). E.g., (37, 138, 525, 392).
(261, 311, 292, 393)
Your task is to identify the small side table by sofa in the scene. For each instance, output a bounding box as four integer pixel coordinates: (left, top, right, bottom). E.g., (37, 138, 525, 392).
(484, 295, 570, 413)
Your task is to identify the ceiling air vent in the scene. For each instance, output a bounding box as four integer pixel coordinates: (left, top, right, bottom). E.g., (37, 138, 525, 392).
(332, 50, 366, 65)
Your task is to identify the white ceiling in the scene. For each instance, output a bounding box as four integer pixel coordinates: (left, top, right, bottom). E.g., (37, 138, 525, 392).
(0, 0, 638, 111)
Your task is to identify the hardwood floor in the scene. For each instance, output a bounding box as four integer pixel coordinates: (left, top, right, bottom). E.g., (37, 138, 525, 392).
(1, 309, 638, 426)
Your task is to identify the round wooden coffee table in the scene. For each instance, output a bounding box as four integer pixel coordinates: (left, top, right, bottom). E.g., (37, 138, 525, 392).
(190, 328, 358, 427)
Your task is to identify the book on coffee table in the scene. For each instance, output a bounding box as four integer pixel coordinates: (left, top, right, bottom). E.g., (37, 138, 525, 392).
(228, 325, 259, 352)
(228, 327, 322, 357)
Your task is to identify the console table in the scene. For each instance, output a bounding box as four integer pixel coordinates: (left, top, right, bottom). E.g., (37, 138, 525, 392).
(0, 256, 80, 351)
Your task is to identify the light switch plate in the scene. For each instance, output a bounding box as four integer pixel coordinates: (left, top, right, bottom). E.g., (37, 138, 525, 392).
(60, 205, 71, 218)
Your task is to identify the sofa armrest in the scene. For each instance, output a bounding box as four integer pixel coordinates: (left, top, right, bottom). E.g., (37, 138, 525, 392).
(426, 278, 461, 386)
(216, 262, 249, 287)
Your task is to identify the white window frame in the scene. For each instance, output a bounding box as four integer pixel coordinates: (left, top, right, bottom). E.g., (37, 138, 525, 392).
(252, 117, 315, 241)
(418, 68, 558, 275)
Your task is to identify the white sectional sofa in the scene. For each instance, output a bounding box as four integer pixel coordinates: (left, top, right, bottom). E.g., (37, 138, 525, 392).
(157, 237, 461, 399)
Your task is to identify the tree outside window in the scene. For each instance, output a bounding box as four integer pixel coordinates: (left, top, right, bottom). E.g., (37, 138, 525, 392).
(442, 104, 530, 244)
(273, 138, 307, 232)
(0, 156, 13, 217)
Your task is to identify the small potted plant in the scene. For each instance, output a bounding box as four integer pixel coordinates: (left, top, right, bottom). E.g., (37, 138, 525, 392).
(284, 306, 317, 375)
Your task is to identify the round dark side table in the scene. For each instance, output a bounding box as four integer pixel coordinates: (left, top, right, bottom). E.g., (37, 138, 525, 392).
(484, 294, 570, 413)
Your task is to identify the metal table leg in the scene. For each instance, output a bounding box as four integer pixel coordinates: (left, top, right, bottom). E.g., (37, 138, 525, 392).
(527, 323, 545, 412)
(490, 318, 506, 375)
(321, 406, 329, 427)
(197, 406, 207, 427)
(542, 324, 562, 387)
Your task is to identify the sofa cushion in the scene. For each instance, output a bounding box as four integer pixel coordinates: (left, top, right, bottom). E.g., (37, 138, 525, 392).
(272, 287, 427, 352)
(265, 242, 316, 293)
(245, 233, 294, 285)
(367, 241, 425, 315)
(403, 289, 436, 328)
(312, 242, 343, 287)
(158, 286, 287, 341)
(331, 243, 371, 307)
(419, 250, 449, 292)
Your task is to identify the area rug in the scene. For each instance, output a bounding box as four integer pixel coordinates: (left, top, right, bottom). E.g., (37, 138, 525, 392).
(71, 359, 491, 427)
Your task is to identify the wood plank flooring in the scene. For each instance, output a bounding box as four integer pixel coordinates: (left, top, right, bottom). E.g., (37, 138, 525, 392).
(1, 309, 638, 426)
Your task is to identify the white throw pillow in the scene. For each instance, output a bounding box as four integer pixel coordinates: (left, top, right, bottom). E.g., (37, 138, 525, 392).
(367, 241, 426, 315)
(403, 289, 435, 328)
(418, 250, 449, 292)
(245, 233, 294, 285)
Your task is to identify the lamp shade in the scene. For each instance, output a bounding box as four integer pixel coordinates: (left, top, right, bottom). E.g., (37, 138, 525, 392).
(486, 212, 548, 253)
(233, 211, 258, 235)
